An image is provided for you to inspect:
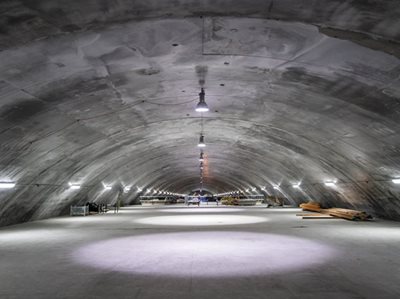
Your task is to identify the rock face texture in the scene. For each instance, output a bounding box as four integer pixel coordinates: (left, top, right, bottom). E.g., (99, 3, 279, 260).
(0, 0, 400, 225)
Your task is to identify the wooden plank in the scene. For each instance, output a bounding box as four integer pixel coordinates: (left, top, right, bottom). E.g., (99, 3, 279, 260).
(302, 215, 338, 219)
(299, 202, 372, 221)
(299, 202, 322, 212)
(296, 213, 324, 216)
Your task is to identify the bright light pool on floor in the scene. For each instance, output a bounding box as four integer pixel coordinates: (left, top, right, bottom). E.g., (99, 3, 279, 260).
(72, 232, 337, 277)
(134, 214, 266, 226)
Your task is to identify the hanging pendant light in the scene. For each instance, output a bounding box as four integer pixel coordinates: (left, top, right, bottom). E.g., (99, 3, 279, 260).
(195, 88, 209, 112)
(199, 151, 204, 162)
(198, 134, 206, 147)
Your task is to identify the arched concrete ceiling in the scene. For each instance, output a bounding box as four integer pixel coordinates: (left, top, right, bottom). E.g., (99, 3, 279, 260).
(1, 0, 400, 225)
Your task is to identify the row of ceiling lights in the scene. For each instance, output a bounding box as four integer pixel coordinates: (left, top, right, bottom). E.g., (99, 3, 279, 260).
(219, 181, 338, 195)
(89, 184, 183, 196)
(214, 178, 400, 196)
(0, 181, 184, 196)
(2, 177, 397, 192)
(195, 88, 209, 192)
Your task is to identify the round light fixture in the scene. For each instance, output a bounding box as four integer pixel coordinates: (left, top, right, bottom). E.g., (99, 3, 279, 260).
(195, 88, 209, 112)
(198, 135, 206, 147)
(199, 151, 204, 162)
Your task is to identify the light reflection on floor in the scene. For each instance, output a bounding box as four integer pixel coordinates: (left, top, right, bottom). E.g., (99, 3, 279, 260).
(159, 207, 245, 213)
(0, 229, 63, 244)
(134, 214, 267, 226)
(72, 232, 337, 277)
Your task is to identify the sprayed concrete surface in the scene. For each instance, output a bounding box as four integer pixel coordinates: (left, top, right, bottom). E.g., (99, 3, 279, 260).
(0, 1, 400, 225)
(0, 206, 399, 299)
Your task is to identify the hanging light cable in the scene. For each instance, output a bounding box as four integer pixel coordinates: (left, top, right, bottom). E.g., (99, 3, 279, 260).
(195, 88, 209, 112)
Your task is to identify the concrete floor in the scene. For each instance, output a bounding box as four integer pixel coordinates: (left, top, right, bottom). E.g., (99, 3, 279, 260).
(0, 205, 400, 299)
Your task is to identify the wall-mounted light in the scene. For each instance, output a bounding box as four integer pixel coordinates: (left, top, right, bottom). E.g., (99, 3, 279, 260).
(273, 186, 280, 190)
(137, 186, 143, 192)
(198, 135, 206, 147)
(292, 183, 301, 189)
(103, 183, 112, 190)
(195, 88, 209, 112)
(392, 179, 400, 184)
(0, 182, 16, 189)
(68, 182, 81, 190)
(124, 186, 131, 193)
(324, 180, 337, 187)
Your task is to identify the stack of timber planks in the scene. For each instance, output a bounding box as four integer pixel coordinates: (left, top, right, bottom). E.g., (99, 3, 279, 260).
(325, 208, 372, 221)
(299, 202, 322, 213)
(299, 202, 372, 221)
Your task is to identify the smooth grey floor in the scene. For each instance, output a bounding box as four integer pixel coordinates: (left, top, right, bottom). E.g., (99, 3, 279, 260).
(0, 205, 400, 299)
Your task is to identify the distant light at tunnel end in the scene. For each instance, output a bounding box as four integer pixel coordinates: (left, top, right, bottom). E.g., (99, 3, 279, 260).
(392, 179, 400, 184)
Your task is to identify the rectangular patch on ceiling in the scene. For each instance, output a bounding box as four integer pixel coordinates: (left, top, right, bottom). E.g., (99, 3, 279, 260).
(202, 17, 322, 61)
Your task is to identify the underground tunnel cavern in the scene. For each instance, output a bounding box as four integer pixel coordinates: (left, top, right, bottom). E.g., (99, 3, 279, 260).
(0, 1, 400, 299)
